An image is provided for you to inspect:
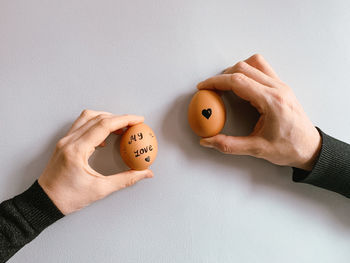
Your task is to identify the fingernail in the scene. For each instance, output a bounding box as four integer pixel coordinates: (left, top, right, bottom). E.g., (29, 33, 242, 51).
(200, 139, 213, 148)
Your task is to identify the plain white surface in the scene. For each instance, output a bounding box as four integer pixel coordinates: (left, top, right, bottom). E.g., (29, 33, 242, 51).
(1, 0, 350, 262)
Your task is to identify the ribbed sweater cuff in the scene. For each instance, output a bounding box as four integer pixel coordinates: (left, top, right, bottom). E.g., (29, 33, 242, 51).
(12, 181, 64, 232)
(292, 128, 350, 198)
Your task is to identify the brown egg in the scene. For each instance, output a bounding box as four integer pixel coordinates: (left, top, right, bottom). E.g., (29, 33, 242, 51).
(188, 90, 226, 137)
(120, 123, 158, 170)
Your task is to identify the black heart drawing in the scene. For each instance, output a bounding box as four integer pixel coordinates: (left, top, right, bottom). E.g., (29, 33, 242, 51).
(145, 156, 151, 162)
(202, 108, 212, 119)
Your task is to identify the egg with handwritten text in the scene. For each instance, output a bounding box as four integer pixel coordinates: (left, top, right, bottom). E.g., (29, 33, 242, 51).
(120, 123, 158, 170)
(188, 90, 226, 137)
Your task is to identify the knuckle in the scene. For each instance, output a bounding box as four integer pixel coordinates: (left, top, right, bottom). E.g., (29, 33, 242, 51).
(61, 143, 80, 159)
(215, 139, 232, 154)
(81, 109, 92, 118)
(275, 94, 285, 105)
(56, 138, 66, 150)
(252, 53, 264, 62)
(98, 118, 110, 129)
(270, 90, 285, 106)
(126, 178, 137, 187)
(230, 72, 245, 82)
(61, 144, 74, 155)
(95, 114, 106, 122)
(249, 145, 264, 157)
(234, 61, 247, 72)
(220, 144, 232, 154)
(59, 146, 77, 165)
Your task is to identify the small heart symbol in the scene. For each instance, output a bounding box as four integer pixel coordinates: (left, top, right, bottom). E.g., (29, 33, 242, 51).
(145, 156, 151, 162)
(202, 108, 212, 119)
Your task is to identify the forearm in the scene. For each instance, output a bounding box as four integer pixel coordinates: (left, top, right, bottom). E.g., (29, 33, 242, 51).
(293, 128, 350, 198)
(0, 181, 63, 262)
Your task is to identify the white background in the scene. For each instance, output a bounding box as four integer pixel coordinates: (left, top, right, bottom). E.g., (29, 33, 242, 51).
(1, 1, 350, 262)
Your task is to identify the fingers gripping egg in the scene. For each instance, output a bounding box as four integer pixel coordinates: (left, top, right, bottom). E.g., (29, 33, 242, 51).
(120, 123, 158, 170)
(188, 90, 226, 137)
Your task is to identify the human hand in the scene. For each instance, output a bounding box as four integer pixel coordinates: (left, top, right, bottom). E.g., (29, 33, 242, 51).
(197, 54, 321, 171)
(38, 110, 153, 215)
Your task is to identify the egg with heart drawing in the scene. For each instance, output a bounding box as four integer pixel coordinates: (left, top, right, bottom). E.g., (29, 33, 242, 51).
(188, 90, 226, 137)
(120, 123, 158, 170)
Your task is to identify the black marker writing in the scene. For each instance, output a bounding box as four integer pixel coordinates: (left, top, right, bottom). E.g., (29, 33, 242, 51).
(134, 145, 153, 157)
(128, 132, 144, 144)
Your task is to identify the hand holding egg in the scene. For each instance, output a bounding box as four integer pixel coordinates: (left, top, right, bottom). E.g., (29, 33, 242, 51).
(38, 111, 154, 215)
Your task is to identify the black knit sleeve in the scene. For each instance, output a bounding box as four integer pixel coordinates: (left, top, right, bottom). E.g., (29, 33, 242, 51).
(293, 128, 350, 198)
(0, 181, 64, 263)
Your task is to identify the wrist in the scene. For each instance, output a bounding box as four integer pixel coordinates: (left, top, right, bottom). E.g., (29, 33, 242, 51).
(296, 127, 322, 171)
(38, 178, 74, 215)
(13, 181, 64, 231)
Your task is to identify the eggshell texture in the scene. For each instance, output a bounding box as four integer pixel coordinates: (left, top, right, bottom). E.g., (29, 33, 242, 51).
(188, 90, 226, 137)
(120, 123, 158, 170)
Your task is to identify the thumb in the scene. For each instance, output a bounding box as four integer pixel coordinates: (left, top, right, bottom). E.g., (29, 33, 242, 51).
(106, 169, 153, 192)
(200, 134, 263, 157)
